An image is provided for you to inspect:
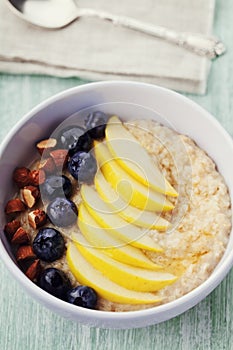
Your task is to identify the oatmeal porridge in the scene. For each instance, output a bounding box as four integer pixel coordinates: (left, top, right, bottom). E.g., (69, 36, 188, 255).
(3, 113, 231, 312)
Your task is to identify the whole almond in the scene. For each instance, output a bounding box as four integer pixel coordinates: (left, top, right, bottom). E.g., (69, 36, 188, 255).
(25, 259, 41, 280)
(11, 227, 30, 244)
(5, 198, 26, 215)
(39, 158, 56, 174)
(16, 245, 36, 261)
(13, 167, 31, 188)
(4, 220, 21, 239)
(50, 149, 68, 169)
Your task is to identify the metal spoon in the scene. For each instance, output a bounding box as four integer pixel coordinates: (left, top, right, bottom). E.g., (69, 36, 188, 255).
(6, 0, 225, 59)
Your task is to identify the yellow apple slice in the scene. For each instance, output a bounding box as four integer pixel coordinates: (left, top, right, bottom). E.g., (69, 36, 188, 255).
(73, 234, 177, 292)
(93, 140, 174, 212)
(76, 203, 162, 270)
(67, 242, 161, 304)
(105, 116, 178, 197)
(80, 184, 163, 252)
(94, 170, 171, 231)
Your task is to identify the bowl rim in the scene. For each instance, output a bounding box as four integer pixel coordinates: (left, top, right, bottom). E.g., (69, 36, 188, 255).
(0, 80, 233, 323)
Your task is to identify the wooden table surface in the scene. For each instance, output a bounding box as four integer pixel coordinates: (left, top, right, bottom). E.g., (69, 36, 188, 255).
(0, 0, 233, 349)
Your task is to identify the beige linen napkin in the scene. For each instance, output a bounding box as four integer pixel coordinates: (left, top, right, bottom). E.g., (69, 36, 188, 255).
(0, 0, 215, 94)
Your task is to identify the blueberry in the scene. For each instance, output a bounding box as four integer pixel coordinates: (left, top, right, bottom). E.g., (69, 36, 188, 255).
(39, 268, 71, 300)
(58, 125, 92, 155)
(67, 285, 97, 309)
(33, 227, 65, 262)
(68, 151, 97, 184)
(40, 175, 72, 200)
(73, 132, 93, 155)
(84, 111, 109, 139)
(47, 197, 78, 227)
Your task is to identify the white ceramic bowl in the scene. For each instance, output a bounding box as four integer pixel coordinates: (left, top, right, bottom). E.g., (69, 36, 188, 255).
(0, 81, 233, 329)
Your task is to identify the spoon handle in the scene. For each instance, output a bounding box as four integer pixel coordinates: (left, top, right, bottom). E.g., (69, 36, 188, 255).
(77, 8, 225, 59)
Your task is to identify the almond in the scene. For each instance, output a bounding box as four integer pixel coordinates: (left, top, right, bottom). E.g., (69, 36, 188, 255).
(36, 138, 57, 155)
(13, 167, 31, 188)
(16, 245, 36, 261)
(29, 169, 46, 186)
(11, 227, 30, 244)
(5, 198, 26, 215)
(28, 209, 47, 229)
(21, 186, 40, 208)
(39, 158, 56, 174)
(25, 259, 41, 280)
(50, 149, 68, 169)
(4, 220, 21, 239)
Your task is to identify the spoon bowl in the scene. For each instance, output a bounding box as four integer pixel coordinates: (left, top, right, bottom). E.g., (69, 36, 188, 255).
(7, 0, 78, 28)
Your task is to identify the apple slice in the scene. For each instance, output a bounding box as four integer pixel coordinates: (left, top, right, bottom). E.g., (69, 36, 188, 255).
(94, 170, 171, 231)
(67, 242, 161, 304)
(93, 140, 174, 212)
(76, 203, 162, 270)
(80, 184, 163, 252)
(73, 234, 177, 292)
(105, 116, 178, 197)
